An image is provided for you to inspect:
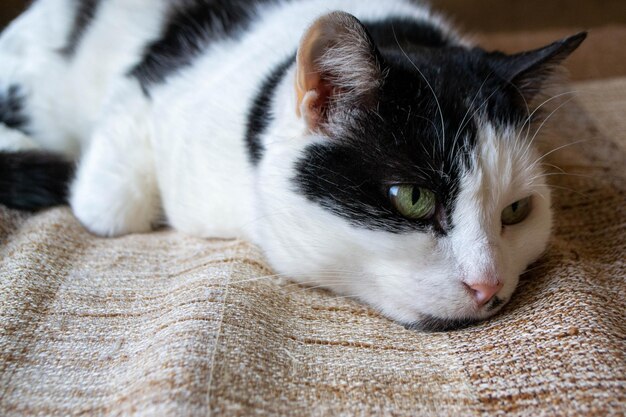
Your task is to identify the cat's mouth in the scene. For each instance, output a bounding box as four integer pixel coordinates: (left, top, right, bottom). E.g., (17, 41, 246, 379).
(403, 296, 507, 332)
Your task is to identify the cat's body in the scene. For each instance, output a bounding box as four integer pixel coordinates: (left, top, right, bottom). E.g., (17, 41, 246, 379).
(0, 0, 584, 330)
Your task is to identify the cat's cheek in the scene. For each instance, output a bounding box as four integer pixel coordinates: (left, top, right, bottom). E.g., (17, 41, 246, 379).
(252, 184, 363, 290)
(359, 253, 463, 323)
(502, 189, 553, 272)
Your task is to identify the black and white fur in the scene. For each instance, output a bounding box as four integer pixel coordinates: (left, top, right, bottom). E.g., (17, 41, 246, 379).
(0, 0, 585, 331)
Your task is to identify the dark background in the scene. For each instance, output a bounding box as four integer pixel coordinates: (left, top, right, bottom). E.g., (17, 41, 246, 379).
(1, 0, 625, 80)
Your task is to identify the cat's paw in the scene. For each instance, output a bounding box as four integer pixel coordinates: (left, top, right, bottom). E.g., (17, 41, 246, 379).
(69, 163, 159, 237)
(70, 187, 157, 237)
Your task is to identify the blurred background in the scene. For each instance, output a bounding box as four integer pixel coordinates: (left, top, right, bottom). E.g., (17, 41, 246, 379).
(1, 0, 625, 80)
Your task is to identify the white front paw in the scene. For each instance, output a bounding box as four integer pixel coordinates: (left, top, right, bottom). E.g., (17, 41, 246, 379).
(70, 177, 156, 237)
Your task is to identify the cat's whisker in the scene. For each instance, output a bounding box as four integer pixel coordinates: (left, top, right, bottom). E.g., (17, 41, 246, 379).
(505, 79, 533, 143)
(458, 75, 491, 130)
(517, 91, 579, 161)
(233, 274, 288, 284)
(521, 263, 553, 275)
(414, 115, 441, 149)
(308, 162, 370, 190)
(519, 90, 578, 139)
(538, 183, 594, 199)
(452, 72, 493, 146)
(534, 191, 549, 203)
(530, 171, 598, 182)
(392, 26, 446, 151)
(524, 262, 553, 271)
(320, 294, 361, 301)
(419, 141, 439, 172)
(288, 282, 371, 291)
(453, 82, 502, 159)
(540, 162, 567, 174)
(234, 272, 375, 286)
(281, 280, 400, 294)
(524, 96, 576, 156)
(531, 138, 593, 168)
(290, 282, 394, 298)
(521, 95, 576, 169)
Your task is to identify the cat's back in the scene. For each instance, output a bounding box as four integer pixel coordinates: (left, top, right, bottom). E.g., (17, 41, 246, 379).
(0, 0, 448, 150)
(138, 0, 450, 92)
(147, 0, 454, 129)
(0, 0, 170, 154)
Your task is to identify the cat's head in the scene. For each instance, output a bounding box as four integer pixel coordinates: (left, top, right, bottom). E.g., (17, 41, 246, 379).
(254, 12, 585, 331)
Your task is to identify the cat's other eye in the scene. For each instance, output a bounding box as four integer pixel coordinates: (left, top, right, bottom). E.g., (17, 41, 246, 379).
(389, 185, 437, 220)
(501, 196, 532, 226)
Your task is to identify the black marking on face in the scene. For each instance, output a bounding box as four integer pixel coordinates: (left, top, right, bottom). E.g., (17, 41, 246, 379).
(0, 85, 28, 132)
(403, 315, 480, 332)
(292, 17, 542, 234)
(60, 0, 102, 58)
(0, 151, 74, 211)
(293, 47, 488, 234)
(245, 54, 295, 165)
(130, 0, 275, 93)
(487, 296, 505, 312)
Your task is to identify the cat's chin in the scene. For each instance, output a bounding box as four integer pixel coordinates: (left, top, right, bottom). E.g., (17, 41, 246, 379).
(402, 316, 482, 332)
(395, 295, 509, 332)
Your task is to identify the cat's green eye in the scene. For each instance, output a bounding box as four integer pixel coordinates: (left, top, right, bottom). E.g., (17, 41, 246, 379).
(501, 197, 532, 226)
(389, 185, 437, 220)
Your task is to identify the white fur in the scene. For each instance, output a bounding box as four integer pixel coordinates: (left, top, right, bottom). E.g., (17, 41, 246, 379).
(0, 124, 39, 151)
(0, 0, 551, 325)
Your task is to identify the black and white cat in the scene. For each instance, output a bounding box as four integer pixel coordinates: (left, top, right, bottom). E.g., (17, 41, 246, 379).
(0, 0, 585, 330)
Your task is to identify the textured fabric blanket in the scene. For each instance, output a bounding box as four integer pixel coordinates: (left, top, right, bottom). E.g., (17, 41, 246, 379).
(1, 39, 625, 417)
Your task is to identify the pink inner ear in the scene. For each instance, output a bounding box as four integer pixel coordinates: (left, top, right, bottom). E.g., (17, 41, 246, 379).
(300, 79, 335, 130)
(295, 21, 331, 129)
(294, 11, 381, 131)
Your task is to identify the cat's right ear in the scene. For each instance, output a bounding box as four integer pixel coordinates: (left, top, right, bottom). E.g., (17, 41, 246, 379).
(295, 11, 383, 132)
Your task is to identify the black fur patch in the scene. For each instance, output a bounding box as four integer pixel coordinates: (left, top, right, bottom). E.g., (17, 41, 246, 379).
(364, 17, 453, 50)
(245, 54, 295, 165)
(292, 19, 534, 235)
(403, 315, 480, 332)
(130, 0, 275, 92)
(404, 296, 505, 331)
(60, 0, 102, 58)
(0, 85, 28, 131)
(487, 295, 505, 311)
(0, 151, 74, 211)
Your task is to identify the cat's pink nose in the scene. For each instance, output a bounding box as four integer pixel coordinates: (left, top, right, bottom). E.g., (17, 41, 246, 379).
(464, 281, 503, 306)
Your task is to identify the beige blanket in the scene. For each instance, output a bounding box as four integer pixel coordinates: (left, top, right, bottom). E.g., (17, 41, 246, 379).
(1, 80, 625, 417)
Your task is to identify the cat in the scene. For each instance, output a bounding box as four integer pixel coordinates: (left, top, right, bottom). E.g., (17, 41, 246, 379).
(0, 0, 585, 331)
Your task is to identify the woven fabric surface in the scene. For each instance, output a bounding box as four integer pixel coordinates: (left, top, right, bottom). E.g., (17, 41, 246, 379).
(1, 59, 625, 417)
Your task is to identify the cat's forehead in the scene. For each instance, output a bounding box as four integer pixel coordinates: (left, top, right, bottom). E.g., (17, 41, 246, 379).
(378, 47, 528, 128)
(338, 51, 499, 179)
(352, 47, 532, 177)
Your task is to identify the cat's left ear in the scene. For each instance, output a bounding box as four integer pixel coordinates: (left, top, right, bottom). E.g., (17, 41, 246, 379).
(295, 11, 383, 131)
(491, 32, 587, 102)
